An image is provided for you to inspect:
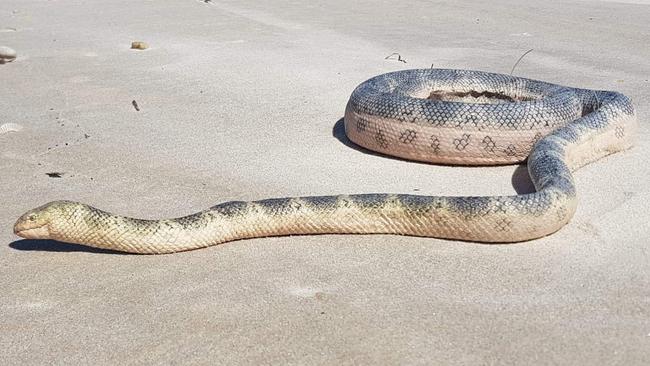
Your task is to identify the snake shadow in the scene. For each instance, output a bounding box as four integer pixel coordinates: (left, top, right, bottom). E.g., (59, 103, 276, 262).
(332, 118, 536, 194)
(9, 239, 129, 255)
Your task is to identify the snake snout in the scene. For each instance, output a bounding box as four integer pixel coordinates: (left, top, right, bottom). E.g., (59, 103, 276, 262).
(13, 208, 52, 239)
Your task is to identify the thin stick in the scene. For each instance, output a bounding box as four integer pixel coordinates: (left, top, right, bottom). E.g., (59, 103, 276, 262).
(385, 53, 407, 63)
(510, 48, 533, 76)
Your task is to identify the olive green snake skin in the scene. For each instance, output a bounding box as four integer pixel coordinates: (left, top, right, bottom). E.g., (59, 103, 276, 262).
(14, 69, 637, 254)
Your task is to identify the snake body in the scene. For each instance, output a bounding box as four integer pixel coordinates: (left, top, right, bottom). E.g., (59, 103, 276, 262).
(14, 69, 637, 254)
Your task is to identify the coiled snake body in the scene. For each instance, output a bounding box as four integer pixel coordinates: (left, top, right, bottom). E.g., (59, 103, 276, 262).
(14, 69, 637, 254)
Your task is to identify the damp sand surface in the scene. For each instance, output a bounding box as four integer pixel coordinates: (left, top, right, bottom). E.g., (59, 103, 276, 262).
(1, 0, 649, 364)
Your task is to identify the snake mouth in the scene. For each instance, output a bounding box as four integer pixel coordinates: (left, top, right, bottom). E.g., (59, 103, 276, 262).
(13, 222, 50, 239)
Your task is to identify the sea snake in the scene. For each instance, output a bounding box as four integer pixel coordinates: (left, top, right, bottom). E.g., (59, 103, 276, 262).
(14, 69, 637, 254)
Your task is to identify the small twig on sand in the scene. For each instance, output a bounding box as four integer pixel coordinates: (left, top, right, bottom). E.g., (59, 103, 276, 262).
(510, 48, 534, 76)
(385, 53, 407, 63)
(132, 100, 140, 111)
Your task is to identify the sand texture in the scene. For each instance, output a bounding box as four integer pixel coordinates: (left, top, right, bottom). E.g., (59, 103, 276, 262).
(1, 0, 649, 364)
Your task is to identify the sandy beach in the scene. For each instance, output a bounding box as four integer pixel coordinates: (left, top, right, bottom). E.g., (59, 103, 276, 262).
(1, 0, 649, 364)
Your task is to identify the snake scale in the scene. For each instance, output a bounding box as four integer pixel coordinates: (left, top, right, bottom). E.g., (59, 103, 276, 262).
(14, 69, 637, 254)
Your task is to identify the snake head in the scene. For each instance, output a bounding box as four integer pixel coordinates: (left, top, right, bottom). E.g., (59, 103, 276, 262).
(14, 201, 71, 239)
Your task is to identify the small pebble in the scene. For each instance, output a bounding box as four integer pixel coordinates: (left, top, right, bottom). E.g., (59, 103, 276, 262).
(131, 41, 148, 50)
(0, 46, 17, 63)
